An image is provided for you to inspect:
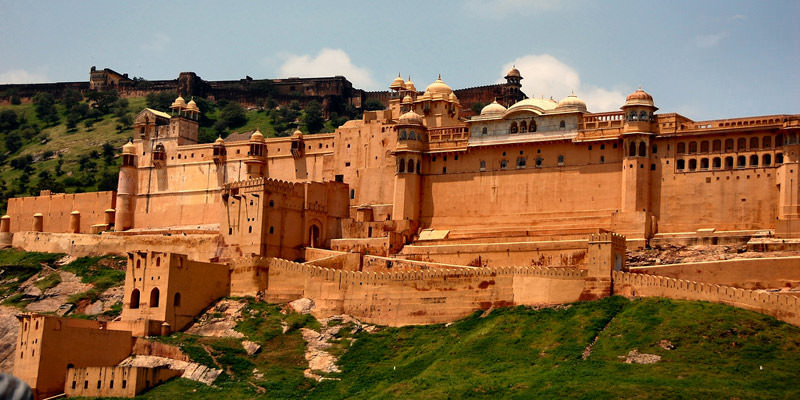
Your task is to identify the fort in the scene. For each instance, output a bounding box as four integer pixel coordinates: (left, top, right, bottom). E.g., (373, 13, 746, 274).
(3, 69, 799, 398)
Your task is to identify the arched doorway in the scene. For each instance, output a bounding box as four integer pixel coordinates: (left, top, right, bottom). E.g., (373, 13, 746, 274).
(150, 288, 160, 308)
(308, 224, 321, 248)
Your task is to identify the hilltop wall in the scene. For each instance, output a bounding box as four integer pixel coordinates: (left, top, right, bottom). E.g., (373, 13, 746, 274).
(399, 239, 590, 268)
(6, 191, 116, 233)
(631, 257, 800, 289)
(613, 271, 800, 326)
(261, 258, 589, 326)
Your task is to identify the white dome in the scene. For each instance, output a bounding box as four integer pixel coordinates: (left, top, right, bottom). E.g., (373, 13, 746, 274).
(480, 100, 507, 116)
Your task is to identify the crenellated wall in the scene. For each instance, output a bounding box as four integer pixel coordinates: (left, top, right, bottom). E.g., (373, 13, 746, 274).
(613, 271, 800, 326)
(630, 257, 800, 289)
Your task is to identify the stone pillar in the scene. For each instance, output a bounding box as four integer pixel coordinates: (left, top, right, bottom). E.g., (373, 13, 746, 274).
(0, 215, 9, 233)
(160, 322, 171, 336)
(69, 211, 80, 233)
(0, 215, 12, 249)
(32, 213, 43, 232)
(104, 209, 115, 226)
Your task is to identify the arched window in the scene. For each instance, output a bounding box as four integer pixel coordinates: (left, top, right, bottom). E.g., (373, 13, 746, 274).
(557, 155, 565, 165)
(173, 292, 181, 307)
(409, 131, 416, 140)
(481, 127, 487, 135)
(700, 141, 709, 153)
(762, 154, 772, 166)
(639, 111, 648, 120)
(652, 144, 658, 154)
(509, 122, 518, 134)
(479, 160, 486, 171)
(629, 142, 637, 157)
(559, 120, 566, 129)
(638, 142, 647, 157)
(629, 111, 637, 121)
(500, 160, 508, 170)
(776, 135, 784, 147)
(677, 142, 686, 154)
(700, 158, 709, 170)
(725, 156, 734, 169)
(517, 157, 526, 168)
(725, 139, 734, 151)
(520, 121, 527, 133)
(407, 159, 414, 173)
(535, 157, 543, 167)
(688, 159, 697, 171)
(737, 138, 746, 151)
(398, 159, 405, 173)
(688, 142, 697, 154)
(155, 257, 160, 267)
(776, 153, 783, 164)
(136, 259, 141, 268)
(130, 289, 140, 309)
(676, 159, 685, 170)
(399, 130, 407, 140)
(763, 136, 772, 148)
(416, 162, 420, 174)
(150, 288, 160, 308)
(712, 140, 721, 152)
(530, 120, 537, 132)
(750, 154, 758, 167)
(737, 155, 746, 168)
(750, 137, 759, 149)
(712, 157, 721, 169)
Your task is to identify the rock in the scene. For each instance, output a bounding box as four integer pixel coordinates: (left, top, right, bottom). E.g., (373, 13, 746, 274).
(620, 349, 661, 364)
(242, 340, 261, 356)
(25, 271, 91, 313)
(84, 300, 104, 315)
(184, 299, 245, 338)
(56, 303, 75, 317)
(0, 306, 21, 373)
(658, 340, 675, 350)
(252, 368, 264, 380)
(119, 355, 221, 385)
(288, 298, 315, 314)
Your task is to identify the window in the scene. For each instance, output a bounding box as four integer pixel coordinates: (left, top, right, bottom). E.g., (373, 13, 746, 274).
(776, 153, 783, 164)
(248, 226, 252, 233)
(700, 158, 709, 170)
(122, 380, 127, 389)
(417, 163, 420, 174)
(629, 142, 637, 157)
(535, 157, 543, 167)
(640, 111, 648, 120)
(482, 127, 487, 135)
(600, 156, 605, 163)
(639, 142, 647, 157)
(399, 130, 407, 140)
(700, 141, 709, 153)
(84, 381, 88, 389)
(725, 156, 734, 169)
(97, 380, 101, 389)
(269, 226, 274, 234)
(520, 121, 527, 133)
(509, 122, 518, 134)
(500, 160, 508, 170)
(174, 292, 181, 307)
(150, 288, 160, 308)
(557, 155, 565, 166)
(652, 144, 657, 154)
(750, 137, 759, 149)
(725, 139, 734, 151)
(762, 154, 772, 166)
(712, 157, 721, 169)
(530, 120, 537, 132)
(350, 189, 355, 199)
(676, 159, 685, 170)
(407, 159, 414, 173)
(559, 120, 566, 129)
(712, 140, 721, 152)
(600, 144, 605, 150)
(737, 155, 746, 168)
(776, 135, 784, 147)
(130, 289, 140, 309)
(688, 159, 697, 171)
(110, 380, 114, 389)
(479, 160, 486, 171)
(749, 154, 758, 167)
(155, 257, 160, 267)
(516, 157, 526, 168)
(688, 142, 697, 154)
(737, 138, 747, 151)
(677, 142, 686, 154)
(398, 159, 405, 173)
(442, 167, 446, 174)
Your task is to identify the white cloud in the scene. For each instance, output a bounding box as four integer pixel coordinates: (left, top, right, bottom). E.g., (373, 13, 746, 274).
(464, 0, 560, 17)
(695, 33, 726, 48)
(498, 54, 627, 112)
(278, 48, 378, 90)
(0, 69, 48, 84)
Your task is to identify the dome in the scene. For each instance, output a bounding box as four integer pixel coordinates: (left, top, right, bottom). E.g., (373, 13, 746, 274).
(390, 73, 405, 90)
(398, 110, 423, 125)
(505, 66, 521, 78)
(507, 97, 558, 112)
(624, 87, 655, 107)
(250, 129, 265, 142)
(424, 74, 453, 97)
(404, 77, 416, 92)
(122, 140, 136, 155)
(480, 100, 507, 116)
(214, 136, 225, 145)
(402, 95, 413, 104)
(292, 129, 303, 138)
(449, 92, 459, 103)
(556, 92, 587, 112)
(170, 96, 187, 109)
(185, 99, 199, 112)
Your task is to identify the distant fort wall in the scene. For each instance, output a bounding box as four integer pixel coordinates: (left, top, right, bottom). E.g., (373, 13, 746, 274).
(6, 191, 116, 234)
(398, 239, 590, 268)
(613, 271, 800, 326)
(630, 257, 800, 290)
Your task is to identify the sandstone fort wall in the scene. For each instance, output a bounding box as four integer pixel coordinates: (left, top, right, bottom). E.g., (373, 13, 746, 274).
(7, 191, 116, 233)
(613, 271, 800, 326)
(630, 257, 800, 290)
(398, 239, 589, 268)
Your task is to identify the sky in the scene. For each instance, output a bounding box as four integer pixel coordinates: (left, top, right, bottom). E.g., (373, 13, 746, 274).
(0, 0, 798, 120)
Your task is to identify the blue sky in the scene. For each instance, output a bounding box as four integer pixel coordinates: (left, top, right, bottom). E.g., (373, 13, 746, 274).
(0, 0, 797, 120)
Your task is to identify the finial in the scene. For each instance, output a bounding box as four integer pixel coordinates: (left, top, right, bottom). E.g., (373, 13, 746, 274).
(638, 85, 642, 90)
(398, 72, 401, 77)
(438, 73, 442, 80)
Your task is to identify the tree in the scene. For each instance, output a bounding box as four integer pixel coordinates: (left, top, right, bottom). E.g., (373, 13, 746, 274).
(55, 154, 64, 176)
(97, 169, 118, 191)
(102, 142, 115, 164)
(215, 102, 246, 133)
(363, 99, 385, 111)
(146, 92, 178, 111)
(4, 132, 22, 153)
(471, 101, 486, 115)
(0, 110, 18, 132)
(301, 100, 325, 133)
(112, 98, 129, 118)
(61, 88, 83, 111)
(32, 92, 59, 125)
(85, 90, 119, 114)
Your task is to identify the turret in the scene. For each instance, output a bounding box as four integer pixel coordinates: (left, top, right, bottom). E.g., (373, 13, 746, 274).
(115, 140, 138, 231)
(245, 129, 266, 178)
(167, 96, 199, 145)
(619, 88, 657, 239)
(212, 136, 226, 165)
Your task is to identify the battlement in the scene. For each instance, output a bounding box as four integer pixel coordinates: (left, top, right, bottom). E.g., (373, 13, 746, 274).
(224, 177, 300, 195)
(613, 271, 800, 326)
(588, 232, 626, 245)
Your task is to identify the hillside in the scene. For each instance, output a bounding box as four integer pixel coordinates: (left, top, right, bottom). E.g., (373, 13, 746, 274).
(138, 296, 800, 400)
(0, 92, 356, 212)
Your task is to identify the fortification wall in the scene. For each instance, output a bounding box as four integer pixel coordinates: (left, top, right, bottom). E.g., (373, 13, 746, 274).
(399, 239, 589, 268)
(303, 248, 361, 270)
(265, 258, 588, 326)
(11, 231, 221, 261)
(362, 255, 478, 272)
(630, 257, 800, 290)
(6, 191, 116, 233)
(613, 271, 800, 326)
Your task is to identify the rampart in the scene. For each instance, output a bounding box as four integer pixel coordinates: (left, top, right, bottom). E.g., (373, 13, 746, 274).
(261, 258, 590, 326)
(398, 239, 589, 268)
(6, 191, 116, 233)
(613, 271, 800, 326)
(303, 248, 361, 271)
(630, 257, 800, 290)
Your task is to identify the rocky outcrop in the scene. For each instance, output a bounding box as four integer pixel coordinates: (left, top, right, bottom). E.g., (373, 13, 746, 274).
(184, 299, 245, 338)
(0, 306, 20, 373)
(118, 355, 222, 385)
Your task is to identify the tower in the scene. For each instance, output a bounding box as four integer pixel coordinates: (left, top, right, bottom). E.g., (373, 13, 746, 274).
(777, 121, 800, 236)
(114, 140, 138, 230)
(392, 111, 424, 222)
(503, 66, 524, 106)
(619, 88, 658, 239)
(168, 96, 200, 145)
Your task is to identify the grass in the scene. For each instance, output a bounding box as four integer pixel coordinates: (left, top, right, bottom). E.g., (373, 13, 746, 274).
(141, 296, 800, 399)
(62, 255, 126, 304)
(33, 272, 61, 291)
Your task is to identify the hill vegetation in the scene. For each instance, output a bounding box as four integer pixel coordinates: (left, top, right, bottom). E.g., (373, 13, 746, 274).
(0, 91, 363, 212)
(140, 296, 800, 399)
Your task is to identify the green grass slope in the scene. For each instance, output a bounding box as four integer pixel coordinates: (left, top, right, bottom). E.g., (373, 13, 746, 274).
(139, 296, 800, 400)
